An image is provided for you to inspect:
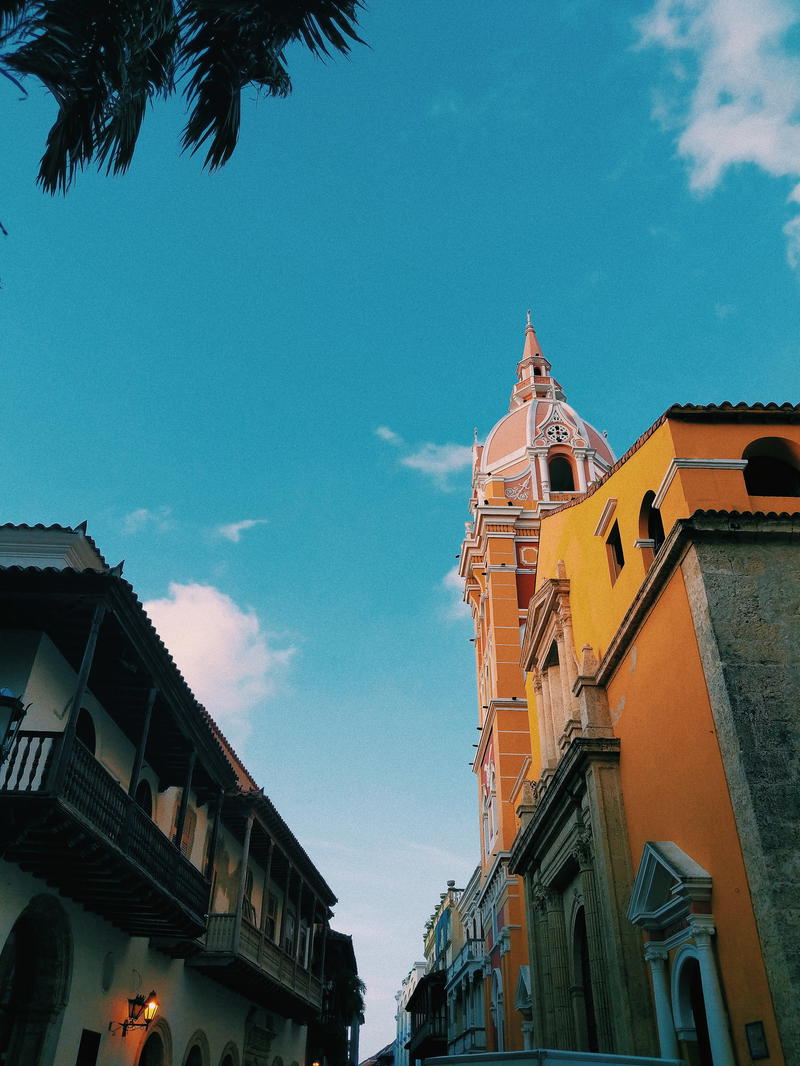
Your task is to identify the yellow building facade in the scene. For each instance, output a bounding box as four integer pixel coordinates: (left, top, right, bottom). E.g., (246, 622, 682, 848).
(510, 400, 800, 1065)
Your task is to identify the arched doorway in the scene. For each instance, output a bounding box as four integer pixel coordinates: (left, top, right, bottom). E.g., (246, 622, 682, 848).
(140, 1032, 165, 1066)
(490, 970, 504, 1051)
(0, 895, 72, 1066)
(674, 955, 713, 1066)
(571, 907, 598, 1052)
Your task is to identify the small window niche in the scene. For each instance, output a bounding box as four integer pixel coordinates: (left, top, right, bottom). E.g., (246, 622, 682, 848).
(606, 520, 625, 584)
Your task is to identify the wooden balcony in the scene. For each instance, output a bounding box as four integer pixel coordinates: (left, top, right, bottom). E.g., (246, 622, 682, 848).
(0, 730, 209, 937)
(189, 913, 323, 1019)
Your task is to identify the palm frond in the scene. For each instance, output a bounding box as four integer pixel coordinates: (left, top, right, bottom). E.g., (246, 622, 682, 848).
(1, 0, 364, 191)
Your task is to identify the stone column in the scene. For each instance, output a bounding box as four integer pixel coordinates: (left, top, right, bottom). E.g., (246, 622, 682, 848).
(574, 832, 613, 1050)
(690, 916, 736, 1066)
(546, 888, 576, 1048)
(534, 672, 556, 770)
(574, 451, 587, 493)
(531, 883, 554, 1044)
(534, 449, 550, 502)
(643, 944, 679, 1061)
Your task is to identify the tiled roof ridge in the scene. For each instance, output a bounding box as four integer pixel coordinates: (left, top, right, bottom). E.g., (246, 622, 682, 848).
(0, 562, 248, 790)
(668, 401, 800, 414)
(232, 783, 337, 904)
(0, 520, 110, 568)
(543, 401, 800, 520)
(689, 508, 800, 520)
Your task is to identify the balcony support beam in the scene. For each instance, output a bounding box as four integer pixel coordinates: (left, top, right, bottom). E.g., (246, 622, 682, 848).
(260, 834, 275, 940)
(205, 787, 224, 883)
(235, 809, 255, 953)
(128, 686, 157, 797)
(50, 602, 106, 789)
(173, 748, 196, 850)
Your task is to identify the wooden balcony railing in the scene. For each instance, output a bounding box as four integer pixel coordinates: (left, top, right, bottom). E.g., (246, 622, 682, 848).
(0, 730, 209, 934)
(197, 913, 323, 1012)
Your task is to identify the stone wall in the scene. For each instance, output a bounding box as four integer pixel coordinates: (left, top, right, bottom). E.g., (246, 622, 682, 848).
(682, 514, 800, 1061)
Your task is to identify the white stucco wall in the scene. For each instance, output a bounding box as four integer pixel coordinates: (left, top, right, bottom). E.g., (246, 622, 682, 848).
(0, 864, 309, 1066)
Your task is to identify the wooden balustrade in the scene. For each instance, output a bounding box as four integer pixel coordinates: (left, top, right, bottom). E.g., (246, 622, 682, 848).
(201, 913, 322, 1010)
(0, 730, 209, 930)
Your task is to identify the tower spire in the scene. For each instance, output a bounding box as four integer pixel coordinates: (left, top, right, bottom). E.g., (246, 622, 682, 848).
(522, 308, 543, 361)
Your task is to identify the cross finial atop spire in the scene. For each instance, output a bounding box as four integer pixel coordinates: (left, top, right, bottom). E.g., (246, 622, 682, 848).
(526, 308, 533, 329)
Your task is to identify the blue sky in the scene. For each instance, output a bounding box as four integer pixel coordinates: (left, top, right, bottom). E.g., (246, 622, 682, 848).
(3, 0, 800, 1055)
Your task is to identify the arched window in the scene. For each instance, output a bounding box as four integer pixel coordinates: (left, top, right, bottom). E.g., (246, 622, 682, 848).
(638, 491, 665, 566)
(185, 1047, 204, 1066)
(135, 779, 153, 818)
(75, 708, 96, 755)
(743, 437, 800, 496)
(548, 455, 575, 492)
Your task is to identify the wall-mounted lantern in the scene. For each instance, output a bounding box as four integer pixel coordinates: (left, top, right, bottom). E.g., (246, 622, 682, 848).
(109, 991, 159, 1037)
(0, 689, 28, 765)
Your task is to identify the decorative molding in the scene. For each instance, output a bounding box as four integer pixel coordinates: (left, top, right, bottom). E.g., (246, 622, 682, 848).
(653, 457, 748, 510)
(592, 497, 618, 537)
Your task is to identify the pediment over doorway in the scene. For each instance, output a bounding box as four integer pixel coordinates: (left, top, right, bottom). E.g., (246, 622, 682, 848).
(627, 841, 711, 931)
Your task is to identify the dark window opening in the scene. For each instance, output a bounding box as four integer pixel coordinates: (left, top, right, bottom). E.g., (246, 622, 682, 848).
(639, 490, 665, 561)
(543, 642, 560, 669)
(745, 455, 800, 496)
(549, 455, 575, 492)
(533, 367, 541, 376)
(74, 1029, 102, 1066)
(75, 708, 96, 755)
(606, 521, 625, 583)
(743, 436, 800, 496)
(135, 779, 153, 818)
(648, 504, 665, 553)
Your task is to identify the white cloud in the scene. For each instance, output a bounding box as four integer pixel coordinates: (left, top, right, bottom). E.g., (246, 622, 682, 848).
(401, 442, 473, 489)
(216, 518, 269, 543)
(144, 583, 295, 747)
(441, 565, 470, 621)
(374, 425, 404, 446)
(638, 0, 800, 267)
(122, 507, 174, 534)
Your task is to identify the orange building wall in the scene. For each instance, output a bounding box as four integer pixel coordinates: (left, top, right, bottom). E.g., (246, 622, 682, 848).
(606, 565, 783, 1064)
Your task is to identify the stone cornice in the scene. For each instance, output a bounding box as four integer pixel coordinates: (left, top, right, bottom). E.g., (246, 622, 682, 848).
(509, 737, 621, 874)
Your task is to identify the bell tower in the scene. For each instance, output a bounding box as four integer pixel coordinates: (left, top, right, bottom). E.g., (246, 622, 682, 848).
(458, 313, 615, 1053)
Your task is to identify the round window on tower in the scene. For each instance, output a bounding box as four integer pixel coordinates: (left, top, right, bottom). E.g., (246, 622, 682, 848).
(546, 424, 570, 443)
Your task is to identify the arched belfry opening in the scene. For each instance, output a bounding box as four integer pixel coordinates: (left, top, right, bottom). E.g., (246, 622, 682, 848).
(548, 455, 575, 492)
(743, 436, 800, 496)
(0, 895, 72, 1066)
